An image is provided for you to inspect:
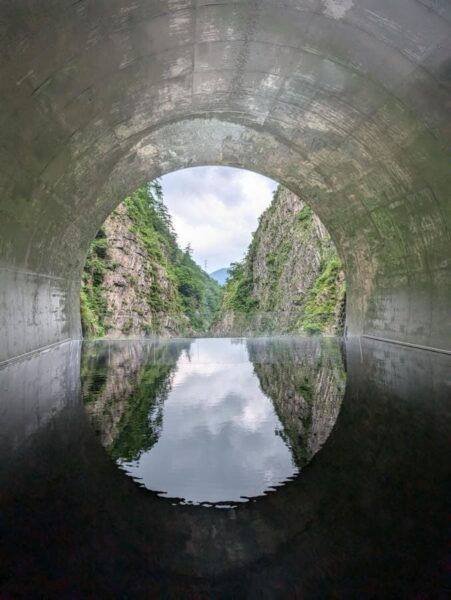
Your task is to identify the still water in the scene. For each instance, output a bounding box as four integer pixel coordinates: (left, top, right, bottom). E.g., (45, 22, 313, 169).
(81, 337, 345, 506)
(1, 336, 449, 597)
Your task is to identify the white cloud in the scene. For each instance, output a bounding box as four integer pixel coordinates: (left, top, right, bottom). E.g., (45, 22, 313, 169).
(121, 338, 297, 503)
(160, 166, 277, 272)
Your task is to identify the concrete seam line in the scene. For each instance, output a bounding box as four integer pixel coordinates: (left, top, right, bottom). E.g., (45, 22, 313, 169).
(361, 335, 451, 356)
(0, 338, 76, 369)
(2, 336, 449, 367)
(0, 266, 67, 281)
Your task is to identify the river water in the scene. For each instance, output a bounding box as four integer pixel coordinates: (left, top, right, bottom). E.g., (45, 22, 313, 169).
(0, 336, 449, 597)
(81, 337, 345, 507)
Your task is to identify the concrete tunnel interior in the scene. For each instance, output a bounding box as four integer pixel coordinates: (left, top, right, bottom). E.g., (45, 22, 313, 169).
(0, 0, 450, 364)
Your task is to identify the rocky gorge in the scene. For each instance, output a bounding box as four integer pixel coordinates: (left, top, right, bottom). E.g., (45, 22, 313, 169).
(81, 182, 345, 339)
(213, 187, 346, 336)
(80, 182, 221, 338)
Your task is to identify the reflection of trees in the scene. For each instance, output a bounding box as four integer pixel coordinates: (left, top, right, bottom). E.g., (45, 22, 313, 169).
(81, 340, 191, 461)
(247, 337, 346, 468)
(82, 337, 344, 470)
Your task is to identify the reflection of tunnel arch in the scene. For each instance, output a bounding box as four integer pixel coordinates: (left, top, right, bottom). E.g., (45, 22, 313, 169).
(2, 337, 449, 596)
(0, 1, 450, 362)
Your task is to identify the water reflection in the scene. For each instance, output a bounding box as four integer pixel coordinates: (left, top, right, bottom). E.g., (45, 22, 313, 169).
(82, 340, 189, 462)
(81, 337, 346, 505)
(1, 337, 449, 597)
(247, 337, 346, 467)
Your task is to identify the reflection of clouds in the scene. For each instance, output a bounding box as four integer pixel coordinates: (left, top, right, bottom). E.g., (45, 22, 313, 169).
(172, 339, 249, 384)
(123, 338, 297, 503)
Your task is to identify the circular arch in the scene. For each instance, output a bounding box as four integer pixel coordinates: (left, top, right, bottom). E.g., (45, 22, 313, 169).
(0, 0, 450, 362)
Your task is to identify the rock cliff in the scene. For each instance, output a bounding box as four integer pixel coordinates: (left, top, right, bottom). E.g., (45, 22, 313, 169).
(80, 183, 220, 338)
(213, 186, 346, 335)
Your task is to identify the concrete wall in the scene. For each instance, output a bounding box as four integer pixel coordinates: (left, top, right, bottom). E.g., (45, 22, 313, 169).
(0, 0, 450, 361)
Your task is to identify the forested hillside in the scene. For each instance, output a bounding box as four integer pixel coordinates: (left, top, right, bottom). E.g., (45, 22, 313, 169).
(80, 182, 220, 338)
(213, 186, 346, 335)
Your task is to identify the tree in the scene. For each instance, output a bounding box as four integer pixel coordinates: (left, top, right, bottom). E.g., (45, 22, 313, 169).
(147, 179, 176, 241)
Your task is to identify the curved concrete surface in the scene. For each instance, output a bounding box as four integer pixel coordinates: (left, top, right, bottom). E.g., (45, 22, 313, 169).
(0, 1, 450, 361)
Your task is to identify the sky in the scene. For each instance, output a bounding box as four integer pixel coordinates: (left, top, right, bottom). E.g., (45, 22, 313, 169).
(160, 166, 277, 273)
(122, 338, 296, 504)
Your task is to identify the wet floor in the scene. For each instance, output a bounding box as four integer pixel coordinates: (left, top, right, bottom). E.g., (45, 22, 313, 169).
(0, 336, 449, 598)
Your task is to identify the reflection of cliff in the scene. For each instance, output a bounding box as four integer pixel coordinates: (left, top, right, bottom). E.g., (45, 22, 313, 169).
(81, 340, 190, 461)
(4, 336, 450, 597)
(247, 337, 346, 467)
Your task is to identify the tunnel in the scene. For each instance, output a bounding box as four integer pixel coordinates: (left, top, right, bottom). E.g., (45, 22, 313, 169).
(1, 3, 451, 596)
(0, 0, 450, 365)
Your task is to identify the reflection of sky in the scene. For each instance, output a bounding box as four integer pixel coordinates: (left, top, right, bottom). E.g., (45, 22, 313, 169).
(121, 338, 298, 504)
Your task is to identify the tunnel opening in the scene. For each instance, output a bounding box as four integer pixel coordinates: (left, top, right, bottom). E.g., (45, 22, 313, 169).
(79, 166, 347, 340)
(79, 165, 348, 505)
(1, 107, 449, 363)
(1, 1, 450, 595)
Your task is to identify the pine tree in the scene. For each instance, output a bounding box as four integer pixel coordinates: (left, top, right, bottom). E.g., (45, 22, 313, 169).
(148, 179, 176, 240)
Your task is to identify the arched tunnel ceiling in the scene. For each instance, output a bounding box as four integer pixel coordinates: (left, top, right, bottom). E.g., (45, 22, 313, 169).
(0, 0, 450, 362)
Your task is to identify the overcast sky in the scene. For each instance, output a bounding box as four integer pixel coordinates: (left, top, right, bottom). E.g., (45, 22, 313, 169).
(160, 167, 277, 273)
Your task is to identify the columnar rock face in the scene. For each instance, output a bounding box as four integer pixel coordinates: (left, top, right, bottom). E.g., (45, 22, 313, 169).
(0, 1, 450, 362)
(80, 185, 220, 338)
(247, 337, 346, 467)
(214, 186, 346, 335)
(84, 203, 184, 337)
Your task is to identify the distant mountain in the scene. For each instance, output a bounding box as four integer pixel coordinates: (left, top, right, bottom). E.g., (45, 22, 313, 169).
(209, 268, 230, 286)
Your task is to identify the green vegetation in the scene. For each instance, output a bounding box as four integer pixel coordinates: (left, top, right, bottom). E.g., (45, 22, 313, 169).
(299, 255, 345, 334)
(214, 185, 345, 335)
(80, 229, 110, 337)
(80, 181, 221, 337)
(220, 259, 258, 313)
(109, 362, 172, 462)
(296, 204, 313, 225)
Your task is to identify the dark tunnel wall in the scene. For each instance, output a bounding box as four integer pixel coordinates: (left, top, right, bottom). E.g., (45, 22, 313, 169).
(0, 0, 450, 362)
